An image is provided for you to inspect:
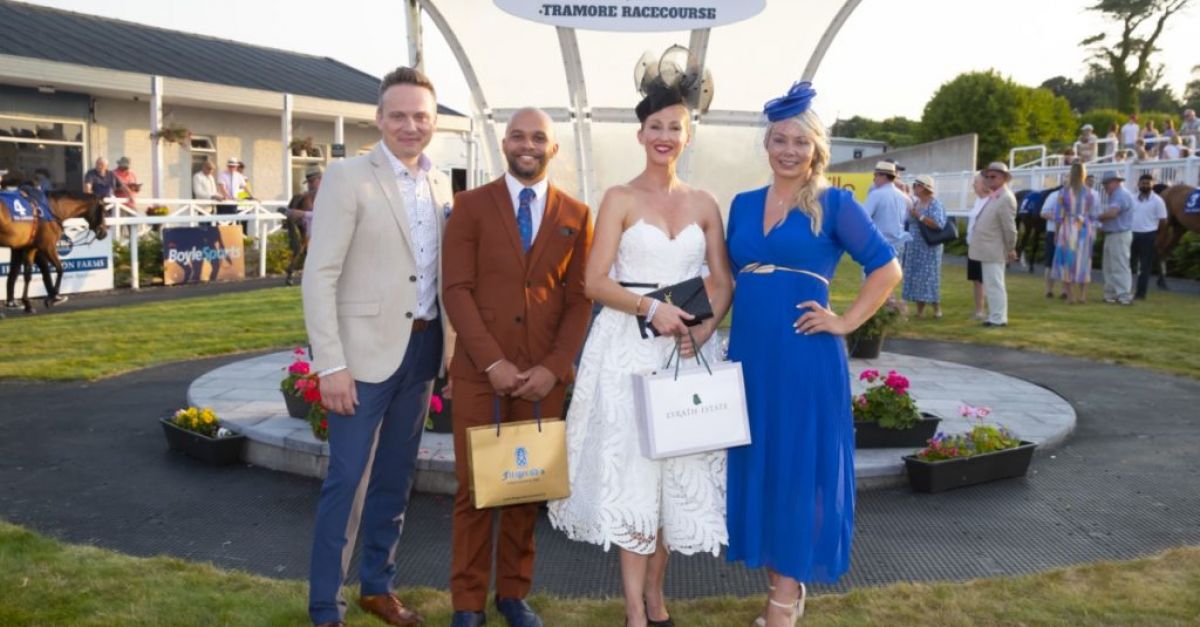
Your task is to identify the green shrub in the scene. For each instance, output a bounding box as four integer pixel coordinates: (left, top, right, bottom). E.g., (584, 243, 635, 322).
(1165, 231, 1200, 280)
(265, 230, 294, 276)
(112, 230, 164, 287)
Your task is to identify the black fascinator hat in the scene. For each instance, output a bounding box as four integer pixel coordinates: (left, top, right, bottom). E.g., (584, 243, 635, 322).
(635, 79, 690, 124)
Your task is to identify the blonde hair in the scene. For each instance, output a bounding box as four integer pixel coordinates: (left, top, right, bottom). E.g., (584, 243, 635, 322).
(766, 108, 831, 234)
(1067, 161, 1087, 201)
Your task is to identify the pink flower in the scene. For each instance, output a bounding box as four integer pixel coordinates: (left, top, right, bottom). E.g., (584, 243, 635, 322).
(856, 395, 868, 407)
(977, 406, 992, 418)
(429, 394, 444, 414)
(859, 369, 880, 382)
(302, 387, 321, 403)
(288, 361, 311, 375)
(294, 377, 315, 391)
(293, 347, 306, 356)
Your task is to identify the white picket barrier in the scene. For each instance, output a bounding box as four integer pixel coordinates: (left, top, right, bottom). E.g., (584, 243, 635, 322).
(104, 198, 288, 290)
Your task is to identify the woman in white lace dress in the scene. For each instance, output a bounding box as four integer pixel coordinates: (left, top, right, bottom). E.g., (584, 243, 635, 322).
(547, 83, 733, 627)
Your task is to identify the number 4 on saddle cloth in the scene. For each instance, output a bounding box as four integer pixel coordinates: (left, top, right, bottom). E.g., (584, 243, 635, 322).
(0, 188, 53, 222)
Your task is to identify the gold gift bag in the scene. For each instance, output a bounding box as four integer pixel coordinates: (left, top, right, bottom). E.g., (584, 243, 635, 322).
(466, 400, 570, 509)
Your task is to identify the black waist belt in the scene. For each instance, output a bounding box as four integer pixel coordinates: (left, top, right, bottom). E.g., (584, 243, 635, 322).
(618, 281, 658, 289)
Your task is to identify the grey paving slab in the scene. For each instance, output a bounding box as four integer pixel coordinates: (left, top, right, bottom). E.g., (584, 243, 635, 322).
(188, 349, 1076, 491)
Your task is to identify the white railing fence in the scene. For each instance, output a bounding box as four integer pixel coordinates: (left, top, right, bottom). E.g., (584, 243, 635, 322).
(933, 155, 1200, 216)
(104, 198, 288, 290)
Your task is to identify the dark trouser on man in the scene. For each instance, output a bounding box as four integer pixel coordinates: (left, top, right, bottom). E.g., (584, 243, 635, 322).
(1130, 231, 1158, 299)
(308, 321, 441, 626)
(216, 203, 245, 236)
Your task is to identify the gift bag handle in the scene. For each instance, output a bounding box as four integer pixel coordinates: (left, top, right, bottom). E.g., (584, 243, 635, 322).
(492, 396, 543, 436)
(663, 329, 713, 380)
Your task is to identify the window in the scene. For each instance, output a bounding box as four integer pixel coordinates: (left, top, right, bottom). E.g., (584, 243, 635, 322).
(189, 135, 217, 175)
(0, 115, 86, 192)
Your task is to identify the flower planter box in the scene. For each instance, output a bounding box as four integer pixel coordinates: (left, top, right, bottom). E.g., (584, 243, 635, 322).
(903, 441, 1036, 493)
(160, 418, 245, 466)
(855, 412, 941, 449)
(848, 334, 884, 359)
(282, 390, 311, 419)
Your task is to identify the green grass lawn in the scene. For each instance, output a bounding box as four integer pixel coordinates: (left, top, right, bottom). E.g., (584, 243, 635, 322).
(0, 287, 305, 381)
(2, 258, 1196, 381)
(830, 258, 1200, 379)
(2, 520, 1198, 626)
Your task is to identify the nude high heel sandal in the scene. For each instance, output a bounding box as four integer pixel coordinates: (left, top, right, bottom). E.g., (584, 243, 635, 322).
(756, 583, 805, 626)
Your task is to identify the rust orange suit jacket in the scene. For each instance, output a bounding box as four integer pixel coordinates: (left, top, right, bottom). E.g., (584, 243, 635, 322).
(442, 177, 593, 384)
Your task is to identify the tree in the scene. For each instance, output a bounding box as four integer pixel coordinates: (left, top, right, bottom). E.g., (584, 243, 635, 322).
(830, 115, 922, 148)
(1184, 65, 1200, 111)
(1083, 0, 1192, 114)
(921, 71, 1074, 164)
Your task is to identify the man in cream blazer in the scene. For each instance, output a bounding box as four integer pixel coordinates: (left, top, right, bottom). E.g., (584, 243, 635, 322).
(302, 67, 452, 627)
(968, 161, 1019, 327)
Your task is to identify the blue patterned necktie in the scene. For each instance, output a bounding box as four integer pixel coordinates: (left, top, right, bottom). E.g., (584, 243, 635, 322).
(517, 187, 535, 253)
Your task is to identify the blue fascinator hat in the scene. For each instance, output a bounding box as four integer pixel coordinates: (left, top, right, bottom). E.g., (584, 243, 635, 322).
(763, 81, 817, 122)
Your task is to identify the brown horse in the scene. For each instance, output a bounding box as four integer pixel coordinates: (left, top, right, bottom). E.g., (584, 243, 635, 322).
(1, 190, 107, 313)
(1155, 184, 1200, 262)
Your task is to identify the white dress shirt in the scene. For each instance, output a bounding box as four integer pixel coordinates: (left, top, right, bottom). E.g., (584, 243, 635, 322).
(966, 195, 989, 245)
(1130, 191, 1168, 233)
(503, 172, 549, 242)
(217, 170, 248, 199)
(381, 145, 439, 321)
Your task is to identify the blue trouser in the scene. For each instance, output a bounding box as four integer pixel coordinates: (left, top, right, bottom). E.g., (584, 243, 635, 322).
(308, 321, 442, 624)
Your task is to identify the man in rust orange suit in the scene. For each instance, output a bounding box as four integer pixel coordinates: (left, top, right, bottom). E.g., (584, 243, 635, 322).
(441, 108, 593, 627)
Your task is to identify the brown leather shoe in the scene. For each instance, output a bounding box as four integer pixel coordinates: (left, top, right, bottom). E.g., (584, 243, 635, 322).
(358, 593, 424, 626)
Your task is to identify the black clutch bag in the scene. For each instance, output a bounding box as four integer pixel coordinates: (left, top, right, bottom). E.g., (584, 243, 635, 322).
(636, 276, 713, 338)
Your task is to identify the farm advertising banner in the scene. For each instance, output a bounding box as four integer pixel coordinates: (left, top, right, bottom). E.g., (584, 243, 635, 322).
(0, 219, 114, 297)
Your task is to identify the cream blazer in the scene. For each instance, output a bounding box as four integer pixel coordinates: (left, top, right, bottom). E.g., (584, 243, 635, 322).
(968, 188, 1018, 264)
(302, 143, 454, 383)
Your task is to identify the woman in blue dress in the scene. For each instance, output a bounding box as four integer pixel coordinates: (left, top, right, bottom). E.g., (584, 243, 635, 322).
(725, 82, 902, 626)
(900, 175, 947, 318)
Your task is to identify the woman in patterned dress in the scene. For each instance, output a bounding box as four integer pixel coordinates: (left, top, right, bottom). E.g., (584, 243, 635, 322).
(901, 174, 947, 318)
(1051, 162, 1098, 304)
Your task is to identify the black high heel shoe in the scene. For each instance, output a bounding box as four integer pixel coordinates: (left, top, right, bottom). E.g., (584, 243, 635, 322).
(646, 603, 674, 627)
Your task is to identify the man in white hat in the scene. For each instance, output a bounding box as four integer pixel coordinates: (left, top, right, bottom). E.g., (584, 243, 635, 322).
(969, 161, 1018, 327)
(217, 157, 249, 233)
(1097, 171, 1134, 305)
(863, 160, 911, 255)
(862, 160, 911, 305)
(1077, 124, 1097, 162)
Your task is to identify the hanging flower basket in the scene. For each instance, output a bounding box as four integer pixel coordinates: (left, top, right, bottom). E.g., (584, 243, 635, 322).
(151, 125, 192, 145)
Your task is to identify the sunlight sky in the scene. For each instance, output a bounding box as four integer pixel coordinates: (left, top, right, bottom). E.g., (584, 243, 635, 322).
(17, 0, 1200, 121)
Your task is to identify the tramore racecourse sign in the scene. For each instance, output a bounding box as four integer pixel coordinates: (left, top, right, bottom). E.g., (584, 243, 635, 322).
(494, 0, 765, 31)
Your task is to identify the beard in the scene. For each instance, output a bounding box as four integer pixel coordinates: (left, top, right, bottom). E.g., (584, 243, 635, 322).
(506, 152, 547, 180)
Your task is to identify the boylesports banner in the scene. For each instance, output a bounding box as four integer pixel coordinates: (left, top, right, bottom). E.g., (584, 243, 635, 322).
(826, 172, 875, 204)
(0, 219, 114, 296)
(162, 225, 245, 285)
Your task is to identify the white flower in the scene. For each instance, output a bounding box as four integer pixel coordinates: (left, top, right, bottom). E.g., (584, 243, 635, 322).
(216, 427, 233, 438)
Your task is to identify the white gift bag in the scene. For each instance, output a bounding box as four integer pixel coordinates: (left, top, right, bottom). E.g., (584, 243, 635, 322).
(632, 342, 751, 460)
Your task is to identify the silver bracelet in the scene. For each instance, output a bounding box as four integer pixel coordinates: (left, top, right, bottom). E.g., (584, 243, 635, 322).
(646, 299, 661, 323)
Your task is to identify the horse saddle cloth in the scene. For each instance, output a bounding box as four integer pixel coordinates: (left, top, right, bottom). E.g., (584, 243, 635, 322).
(0, 189, 52, 222)
(1019, 191, 1043, 216)
(1186, 189, 1200, 215)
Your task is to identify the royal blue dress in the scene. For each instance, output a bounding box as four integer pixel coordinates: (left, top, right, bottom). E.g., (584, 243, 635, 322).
(725, 186, 894, 582)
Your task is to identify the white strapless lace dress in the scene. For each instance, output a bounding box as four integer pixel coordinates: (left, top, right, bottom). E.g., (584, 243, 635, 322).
(547, 220, 727, 556)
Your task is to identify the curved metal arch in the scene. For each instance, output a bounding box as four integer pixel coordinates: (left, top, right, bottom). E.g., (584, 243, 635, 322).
(414, 0, 503, 178)
(801, 0, 863, 82)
